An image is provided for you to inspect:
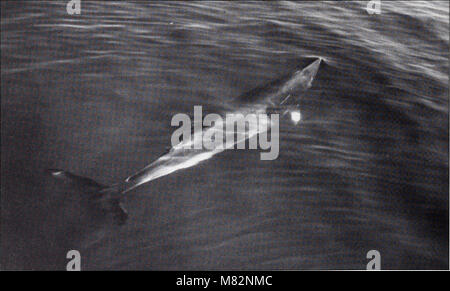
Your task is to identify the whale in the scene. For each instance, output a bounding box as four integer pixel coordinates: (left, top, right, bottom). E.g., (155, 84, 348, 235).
(47, 58, 322, 224)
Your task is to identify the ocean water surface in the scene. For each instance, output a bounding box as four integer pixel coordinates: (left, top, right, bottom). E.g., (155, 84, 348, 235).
(1, 1, 448, 269)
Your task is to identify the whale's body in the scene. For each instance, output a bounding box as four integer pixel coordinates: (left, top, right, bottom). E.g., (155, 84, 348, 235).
(121, 58, 321, 193)
(48, 58, 322, 224)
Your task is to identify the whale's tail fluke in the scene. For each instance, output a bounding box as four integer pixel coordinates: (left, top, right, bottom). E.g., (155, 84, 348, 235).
(46, 169, 128, 225)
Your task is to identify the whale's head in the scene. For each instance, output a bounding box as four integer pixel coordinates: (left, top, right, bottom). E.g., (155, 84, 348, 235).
(270, 58, 322, 125)
(276, 58, 322, 105)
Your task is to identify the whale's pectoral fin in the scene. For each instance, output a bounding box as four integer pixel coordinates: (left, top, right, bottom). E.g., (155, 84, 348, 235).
(46, 169, 128, 225)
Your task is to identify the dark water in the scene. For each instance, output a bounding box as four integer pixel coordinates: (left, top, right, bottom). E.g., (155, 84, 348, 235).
(1, 1, 448, 270)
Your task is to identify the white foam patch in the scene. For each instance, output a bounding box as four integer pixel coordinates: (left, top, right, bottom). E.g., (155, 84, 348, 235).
(51, 171, 64, 176)
(291, 111, 301, 124)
